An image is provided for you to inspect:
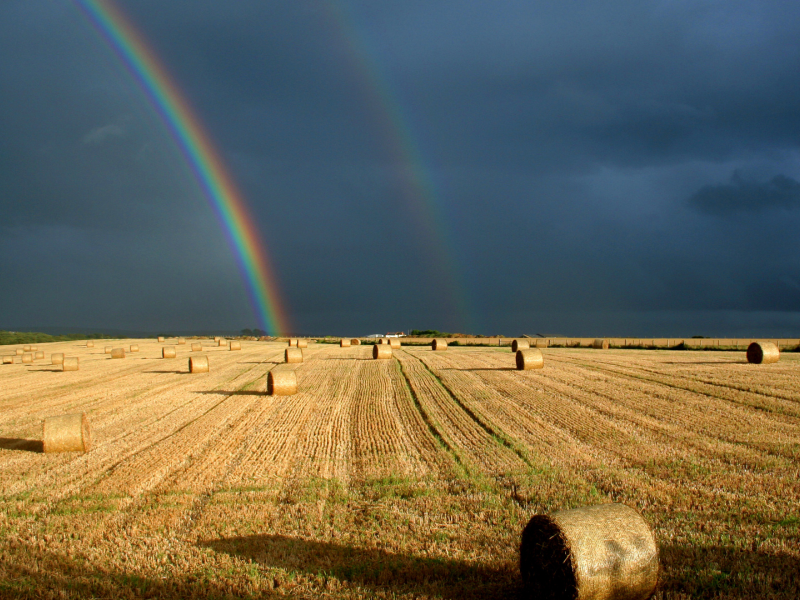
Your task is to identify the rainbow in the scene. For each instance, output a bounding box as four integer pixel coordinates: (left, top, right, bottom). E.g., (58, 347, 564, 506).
(73, 0, 289, 335)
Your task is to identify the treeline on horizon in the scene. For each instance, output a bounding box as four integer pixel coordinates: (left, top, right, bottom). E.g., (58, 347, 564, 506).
(0, 331, 118, 346)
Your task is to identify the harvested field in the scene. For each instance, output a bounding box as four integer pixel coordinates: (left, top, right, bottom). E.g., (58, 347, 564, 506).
(0, 341, 798, 599)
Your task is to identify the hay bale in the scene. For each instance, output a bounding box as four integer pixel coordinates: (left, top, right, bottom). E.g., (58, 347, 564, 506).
(288, 339, 298, 347)
(189, 355, 209, 373)
(747, 341, 780, 364)
(35, 351, 44, 360)
(389, 338, 401, 349)
(62, 357, 79, 371)
(23, 345, 31, 352)
(42, 413, 91, 453)
(593, 339, 610, 350)
(351, 339, 361, 346)
(157, 336, 165, 342)
(162, 346, 176, 359)
(22, 353, 33, 364)
(229, 341, 242, 351)
(104, 346, 113, 354)
(512, 339, 530, 352)
(373, 344, 392, 359)
(51, 353, 64, 365)
(297, 339, 308, 348)
(380, 338, 389, 345)
(340, 338, 351, 347)
(15, 349, 23, 355)
(86, 341, 94, 348)
(191, 342, 202, 351)
(285, 347, 303, 363)
(516, 349, 544, 370)
(218, 339, 226, 346)
(432, 338, 448, 351)
(111, 348, 125, 359)
(177, 338, 186, 345)
(3, 356, 13, 364)
(520, 503, 659, 600)
(130, 344, 139, 352)
(535, 338, 549, 348)
(214, 336, 221, 342)
(268, 369, 297, 395)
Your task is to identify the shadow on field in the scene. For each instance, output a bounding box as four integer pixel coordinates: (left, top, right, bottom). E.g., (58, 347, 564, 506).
(143, 370, 189, 375)
(0, 437, 43, 452)
(196, 390, 265, 396)
(201, 534, 521, 599)
(441, 367, 517, 372)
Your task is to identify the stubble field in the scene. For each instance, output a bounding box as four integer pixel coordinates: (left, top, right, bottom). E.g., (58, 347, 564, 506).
(0, 339, 798, 599)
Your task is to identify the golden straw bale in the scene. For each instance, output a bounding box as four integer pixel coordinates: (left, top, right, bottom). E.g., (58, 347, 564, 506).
(229, 341, 242, 351)
(42, 413, 91, 453)
(157, 336, 165, 342)
(516, 349, 544, 370)
(130, 344, 139, 352)
(31, 346, 39, 352)
(189, 355, 209, 373)
(3, 356, 13, 364)
(191, 343, 202, 351)
(747, 341, 780, 364)
(340, 338, 351, 347)
(520, 503, 659, 600)
(214, 336, 221, 342)
(218, 339, 225, 346)
(51, 353, 64, 365)
(432, 338, 448, 351)
(380, 338, 389, 344)
(15, 349, 23, 355)
(86, 341, 94, 348)
(592, 339, 610, 350)
(351, 339, 361, 345)
(297, 339, 308, 348)
(389, 338, 401, 348)
(177, 338, 186, 345)
(23, 345, 31, 351)
(162, 346, 176, 359)
(373, 344, 392, 359)
(288, 339, 298, 347)
(35, 351, 44, 360)
(104, 346, 112, 354)
(511, 339, 530, 352)
(268, 368, 297, 395)
(62, 357, 79, 371)
(111, 348, 125, 359)
(535, 338, 549, 348)
(22, 353, 33, 364)
(285, 348, 303, 363)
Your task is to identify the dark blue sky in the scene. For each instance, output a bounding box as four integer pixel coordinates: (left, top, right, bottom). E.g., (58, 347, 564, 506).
(2, 1, 800, 336)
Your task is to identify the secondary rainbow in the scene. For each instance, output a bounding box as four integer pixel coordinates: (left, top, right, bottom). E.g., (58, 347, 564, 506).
(73, 0, 289, 335)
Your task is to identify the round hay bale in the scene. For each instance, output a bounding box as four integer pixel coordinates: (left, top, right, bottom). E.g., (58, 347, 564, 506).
(340, 338, 351, 347)
(229, 341, 242, 351)
(177, 338, 186, 345)
(35, 351, 45, 360)
(512, 339, 530, 352)
(268, 369, 297, 395)
(351, 339, 361, 346)
(285, 347, 303, 363)
(520, 503, 659, 600)
(62, 357, 79, 371)
(104, 346, 112, 354)
(535, 338, 549, 348)
(111, 348, 125, 359)
(23, 345, 31, 352)
(593, 339, 610, 350)
(296, 339, 307, 348)
(516, 349, 544, 370)
(373, 344, 392, 359)
(380, 338, 389, 345)
(288, 339, 298, 347)
(51, 353, 64, 365)
(218, 339, 225, 346)
(157, 336, 165, 343)
(747, 341, 780, 364)
(15, 349, 23, 355)
(389, 338, 401, 349)
(432, 338, 448, 351)
(42, 413, 91, 453)
(3, 356, 14, 364)
(191, 342, 202, 351)
(189, 355, 209, 373)
(86, 341, 94, 348)
(22, 353, 33, 364)
(162, 346, 176, 359)
(130, 344, 139, 352)
(214, 336, 221, 342)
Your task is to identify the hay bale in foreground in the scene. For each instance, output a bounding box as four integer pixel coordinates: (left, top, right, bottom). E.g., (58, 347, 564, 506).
(104, 346, 112, 354)
(51, 353, 64, 365)
(373, 344, 392, 359)
(177, 338, 186, 345)
(747, 341, 780, 364)
(389, 338, 401, 349)
(512, 339, 530, 352)
(3, 356, 13, 364)
(593, 339, 610, 350)
(268, 369, 297, 395)
(86, 341, 94, 348)
(191, 342, 202, 351)
(157, 336, 165, 343)
(189, 355, 209, 373)
(297, 339, 308, 348)
(162, 346, 176, 359)
(516, 349, 544, 370)
(130, 344, 139, 352)
(229, 341, 241, 351)
(43, 413, 91, 453)
(520, 503, 659, 600)
(22, 353, 33, 364)
(111, 348, 125, 359)
(340, 338, 351, 347)
(351, 339, 361, 345)
(432, 338, 448, 351)
(62, 357, 79, 371)
(285, 348, 303, 364)
(15, 349, 23, 355)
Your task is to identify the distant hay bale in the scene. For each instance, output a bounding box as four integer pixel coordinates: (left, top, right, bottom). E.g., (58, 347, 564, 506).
(229, 341, 242, 351)
(340, 338, 351, 347)
(3, 356, 13, 364)
(157, 336, 165, 343)
(373, 344, 392, 359)
(535, 338, 549, 348)
(351, 339, 361, 346)
(130, 344, 139, 352)
(191, 342, 202, 351)
(389, 338, 401, 348)
(162, 346, 176, 359)
(288, 339, 298, 347)
(22, 353, 33, 364)
(285, 348, 303, 363)
(520, 503, 659, 600)
(15, 349, 23, 355)
(51, 353, 64, 365)
(432, 338, 448, 351)
(23, 345, 31, 351)
(214, 336, 221, 342)
(111, 348, 125, 359)
(42, 413, 91, 453)
(189, 355, 209, 373)
(62, 357, 79, 371)
(86, 341, 94, 348)
(516, 349, 544, 370)
(178, 338, 186, 345)
(218, 339, 225, 346)
(104, 346, 112, 354)
(380, 338, 389, 345)
(31, 346, 39, 352)
(512, 339, 530, 352)
(268, 369, 297, 395)
(593, 339, 610, 350)
(297, 339, 308, 348)
(35, 351, 44, 360)
(747, 341, 780, 364)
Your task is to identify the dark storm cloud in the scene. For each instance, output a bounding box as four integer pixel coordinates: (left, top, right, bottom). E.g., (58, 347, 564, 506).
(688, 171, 800, 215)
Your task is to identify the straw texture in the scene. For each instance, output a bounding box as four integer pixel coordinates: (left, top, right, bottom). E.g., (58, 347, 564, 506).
(340, 338, 351, 347)
(62, 357, 79, 371)
(15, 349, 23, 355)
(23, 345, 31, 351)
(3, 356, 13, 364)
(110, 348, 125, 359)
(35, 351, 44, 360)
(51, 353, 64, 365)
(516, 349, 544, 370)
(288, 339, 298, 347)
(42, 413, 91, 453)
(351, 339, 361, 346)
(747, 341, 780, 364)
(535, 338, 549, 348)
(373, 344, 392, 359)
(86, 341, 94, 348)
(512, 339, 530, 352)
(593, 339, 610, 350)
(268, 369, 297, 395)
(130, 344, 139, 352)
(285, 348, 303, 364)
(162, 346, 176, 359)
(297, 339, 308, 348)
(520, 503, 659, 600)
(218, 339, 225, 346)
(380, 338, 389, 344)
(229, 341, 242, 351)
(22, 353, 32, 364)
(432, 338, 448, 351)
(191, 342, 202, 351)
(389, 338, 401, 348)
(189, 355, 209, 373)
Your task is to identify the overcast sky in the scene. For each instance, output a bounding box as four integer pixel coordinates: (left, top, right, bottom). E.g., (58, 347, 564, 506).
(2, 0, 800, 336)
